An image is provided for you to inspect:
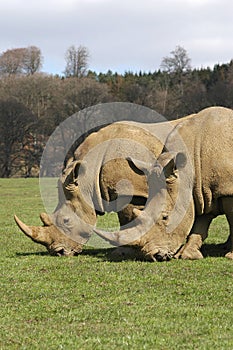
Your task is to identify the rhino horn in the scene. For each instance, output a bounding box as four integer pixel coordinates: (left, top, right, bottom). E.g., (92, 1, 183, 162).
(94, 210, 151, 247)
(14, 215, 51, 246)
(93, 228, 122, 246)
(14, 215, 33, 237)
(14, 215, 83, 256)
(94, 225, 146, 247)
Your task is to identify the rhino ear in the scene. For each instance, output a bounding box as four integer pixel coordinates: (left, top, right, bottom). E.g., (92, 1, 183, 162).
(175, 152, 187, 169)
(158, 152, 187, 180)
(126, 157, 154, 175)
(73, 160, 87, 183)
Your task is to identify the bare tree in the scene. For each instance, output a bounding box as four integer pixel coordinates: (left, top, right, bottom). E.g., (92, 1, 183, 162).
(160, 45, 191, 74)
(160, 45, 192, 107)
(64, 45, 90, 78)
(22, 46, 43, 75)
(0, 46, 43, 76)
(0, 48, 25, 75)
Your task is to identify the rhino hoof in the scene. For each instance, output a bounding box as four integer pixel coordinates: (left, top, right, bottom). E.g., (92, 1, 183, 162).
(180, 249, 204, 260)
(225, 251, 233, 259)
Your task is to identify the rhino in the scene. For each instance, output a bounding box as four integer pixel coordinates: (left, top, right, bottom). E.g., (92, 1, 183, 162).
(95, 106, 233, 261)
(15, 116, 194, 256)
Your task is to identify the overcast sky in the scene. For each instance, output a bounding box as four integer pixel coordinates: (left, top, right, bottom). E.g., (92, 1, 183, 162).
(1, 0, 233, 75)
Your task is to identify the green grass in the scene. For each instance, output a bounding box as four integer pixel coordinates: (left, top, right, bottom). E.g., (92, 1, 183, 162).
(0, 178, 233, 350)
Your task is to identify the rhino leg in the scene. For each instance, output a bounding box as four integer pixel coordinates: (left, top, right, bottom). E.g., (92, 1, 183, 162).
(222, 233, 232, 250)
(221, 197, 233, 259)
(175, 234, 204, 260)
(225, 251, 233, 259)
(175, 214, 214, 260)
(117, 202, 145, 227)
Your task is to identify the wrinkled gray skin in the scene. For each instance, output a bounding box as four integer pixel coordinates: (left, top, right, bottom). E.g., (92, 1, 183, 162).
(15, 117, 193, 256)
(96, 107, 233, 261)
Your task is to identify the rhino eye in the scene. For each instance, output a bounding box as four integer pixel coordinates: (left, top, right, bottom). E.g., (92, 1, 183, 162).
(162, 213, 169, 221)
(63, 217, 70, 224)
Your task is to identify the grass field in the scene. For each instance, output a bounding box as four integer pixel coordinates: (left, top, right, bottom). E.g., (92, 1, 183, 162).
(0, 178, 233, 350)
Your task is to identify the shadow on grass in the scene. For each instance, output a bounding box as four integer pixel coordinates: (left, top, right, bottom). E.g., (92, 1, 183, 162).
(15, 247, 142, 261)
(16, 251, 49, 257)
(83, 241, 231, 261)
(201, 241, 230, 258)
(81, 247, 134, 262)
(15, 240, 230, 261)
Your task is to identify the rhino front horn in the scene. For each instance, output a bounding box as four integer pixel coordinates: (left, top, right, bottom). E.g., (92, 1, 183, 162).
(14, 215, 45, 245)
(14, 215, 33, 238)
(94, 228, 120, 246)
(94, 210, 153, 247)
(94, 228, 137, 246)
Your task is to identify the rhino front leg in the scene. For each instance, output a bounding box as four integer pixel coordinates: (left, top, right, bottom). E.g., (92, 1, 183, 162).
(175, 214, 214, 260)
(221, 197, 233, 259)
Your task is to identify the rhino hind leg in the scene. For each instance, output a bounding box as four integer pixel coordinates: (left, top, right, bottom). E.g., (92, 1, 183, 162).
(224, 230, 233, 259)
(221, 197, 233, 259)
(222, 233, 232, 250)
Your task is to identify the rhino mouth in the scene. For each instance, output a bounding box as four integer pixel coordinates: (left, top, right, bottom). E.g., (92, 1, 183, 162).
(153, 251, 173, 261)
(145, 249, 174, 262)
(49, 247, 81, 256)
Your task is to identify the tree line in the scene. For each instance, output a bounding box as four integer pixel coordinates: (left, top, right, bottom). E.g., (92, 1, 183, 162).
(1, 45, 233, 177)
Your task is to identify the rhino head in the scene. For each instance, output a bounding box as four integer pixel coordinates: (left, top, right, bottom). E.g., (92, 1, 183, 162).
(14, 212, 84, 256)
(15, 160, 96, 256)
(95, 152, 195, 261)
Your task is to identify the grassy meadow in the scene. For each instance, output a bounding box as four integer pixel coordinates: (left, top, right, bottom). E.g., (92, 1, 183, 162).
(0, 178, 233, 350)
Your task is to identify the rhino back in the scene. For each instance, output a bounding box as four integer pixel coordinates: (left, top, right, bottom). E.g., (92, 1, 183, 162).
(165, 106, 233, 215)
(74, 123, 164, 161)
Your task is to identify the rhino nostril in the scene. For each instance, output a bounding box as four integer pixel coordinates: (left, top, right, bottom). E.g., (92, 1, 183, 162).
(80, 232, 91, 240)
(154, 253, 164, 262)
(56, 248, 65, 256)
(154, 252, 170, 262)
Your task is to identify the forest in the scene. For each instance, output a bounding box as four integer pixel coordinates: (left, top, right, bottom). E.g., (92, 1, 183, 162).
(1, 45, 233, 177)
